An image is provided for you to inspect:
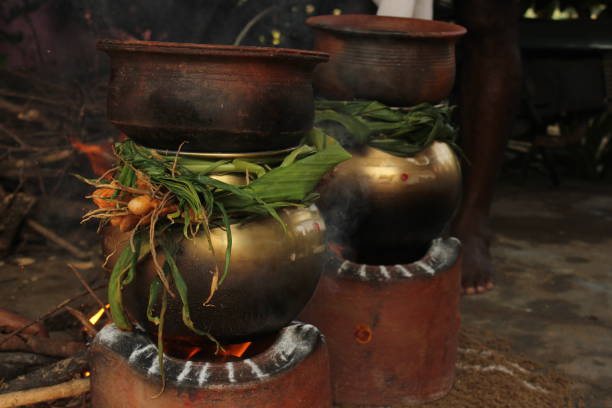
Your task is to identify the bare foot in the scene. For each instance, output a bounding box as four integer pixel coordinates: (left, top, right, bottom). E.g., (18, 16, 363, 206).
(453, 214, 495, 295)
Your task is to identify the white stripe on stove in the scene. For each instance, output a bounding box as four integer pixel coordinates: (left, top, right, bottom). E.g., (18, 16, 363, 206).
(379, 265, 390, 279)
(227, 362, 236, 383)
(177, 361, 192, 383)
(357, 264, 367, 279)
(395, 264, 412, 278)
(129, 344, 154, 364)
(337, 260, 350, 274)
(244, 359, 266, 380)
(415, 261, 435, 275)
(197, 363, 210, 386)
(148, 357, 159, 376)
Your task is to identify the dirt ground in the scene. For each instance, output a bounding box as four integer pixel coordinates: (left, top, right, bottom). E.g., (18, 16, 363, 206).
(463, 179, 612, 408)
(0, 177, 611, 407)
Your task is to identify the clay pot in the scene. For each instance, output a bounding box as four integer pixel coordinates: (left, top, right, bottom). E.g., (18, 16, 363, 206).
(307, 15, 466, 106)
(97, 40, 329, 152)
(317, 142, 461, 265)
(102, 205, 326, 344)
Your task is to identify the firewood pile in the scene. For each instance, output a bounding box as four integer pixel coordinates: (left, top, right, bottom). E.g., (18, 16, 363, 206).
(0, 68, 117, 407)
(0, 67, 116, 251)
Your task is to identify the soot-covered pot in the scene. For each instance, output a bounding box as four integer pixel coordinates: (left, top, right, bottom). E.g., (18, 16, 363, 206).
(97, 40, 329, 152)
(307, 15, 466, 106)
(102, 205, 326, 344)
(317, 142, 461, 265)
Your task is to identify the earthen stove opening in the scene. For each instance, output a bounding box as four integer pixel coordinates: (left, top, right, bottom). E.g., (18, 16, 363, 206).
(89, 322, 331, 408)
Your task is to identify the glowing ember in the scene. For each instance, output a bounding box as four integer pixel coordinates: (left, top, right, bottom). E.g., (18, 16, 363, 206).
(89, 305, 110, 325)
(185, 347, 202, 360)
(171, 341, 253, 361)
(219, 342, 252, 358)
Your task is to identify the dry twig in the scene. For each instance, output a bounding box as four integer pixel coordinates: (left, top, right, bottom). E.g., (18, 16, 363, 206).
(68, 264, 110, 320)
(0, 378, 90, 408)
(0, 285, 106, 347)
(25, 219, 88, 259)
(64, 306, 97, 336)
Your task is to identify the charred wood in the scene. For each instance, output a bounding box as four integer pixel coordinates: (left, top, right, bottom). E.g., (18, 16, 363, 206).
(0, 351, 87, 394)
(0, 352, 57, 382)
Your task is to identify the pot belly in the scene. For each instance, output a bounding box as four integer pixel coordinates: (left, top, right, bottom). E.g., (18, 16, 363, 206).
(103, 206, 326, 344)
(318, 142, 461, 264)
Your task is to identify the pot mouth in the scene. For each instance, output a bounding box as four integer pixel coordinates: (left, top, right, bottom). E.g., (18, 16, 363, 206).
(306, 14, 466, 40)
(94, 322, 322, 388)
(329, 237, 461, 282)
(97, 39, 329, 63)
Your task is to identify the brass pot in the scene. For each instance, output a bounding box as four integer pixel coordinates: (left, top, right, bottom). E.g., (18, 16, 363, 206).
(102, 205, 326, 344)
(317, 142, 461, 264)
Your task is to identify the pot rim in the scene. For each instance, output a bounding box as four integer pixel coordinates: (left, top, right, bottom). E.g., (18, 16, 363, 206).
(329, 237, 461, 282)
(97, 39, 330, 62)
(149, 145, 297, 159)
(306, 14, 466, 40)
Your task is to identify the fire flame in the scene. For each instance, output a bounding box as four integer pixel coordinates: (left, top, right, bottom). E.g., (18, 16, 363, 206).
(180, 341, 253, 361)
(70, 136, 118, 178)
(88, 305, 110, 325)
(219, 342, 252, 358)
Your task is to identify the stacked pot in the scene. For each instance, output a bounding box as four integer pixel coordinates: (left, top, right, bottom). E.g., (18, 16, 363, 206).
(299, 15, 467, 406)
(97, 40, 332, 346)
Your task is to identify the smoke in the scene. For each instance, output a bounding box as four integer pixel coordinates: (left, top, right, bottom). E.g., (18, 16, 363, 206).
(315, 121, 371, 257)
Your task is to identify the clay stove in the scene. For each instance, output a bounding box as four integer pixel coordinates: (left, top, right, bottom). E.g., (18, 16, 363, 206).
(300, 238, 461, 406)
(89, 322, 331, 408)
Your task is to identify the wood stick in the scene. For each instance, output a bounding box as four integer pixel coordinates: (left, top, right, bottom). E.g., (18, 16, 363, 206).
(0, 284, 106, 347)
(0, 124, 26, 147)
(0, 193, 37, 257)
(0, 97, 56, 129)
(1, 351, 87, 393)
(64, 306, 98, 336)
(0, 353, 57, 383)
(0, 89, 73, 109)
(0, 308, 48, 338)
(25, 219, 88, 259)
(68, 264, 110, 320)
(0, 334, 85, 358)
(0, 378, 90, 408)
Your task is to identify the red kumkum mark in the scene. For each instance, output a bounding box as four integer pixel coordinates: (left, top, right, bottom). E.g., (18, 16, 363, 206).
(400, 173, 410, 182)
(354, 324, 373, 344)
(314, 222, 321, 232)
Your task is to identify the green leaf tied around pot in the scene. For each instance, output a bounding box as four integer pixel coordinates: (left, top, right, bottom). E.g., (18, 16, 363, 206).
(315, 100, 461, 158)
(81, 135, 351, 349)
